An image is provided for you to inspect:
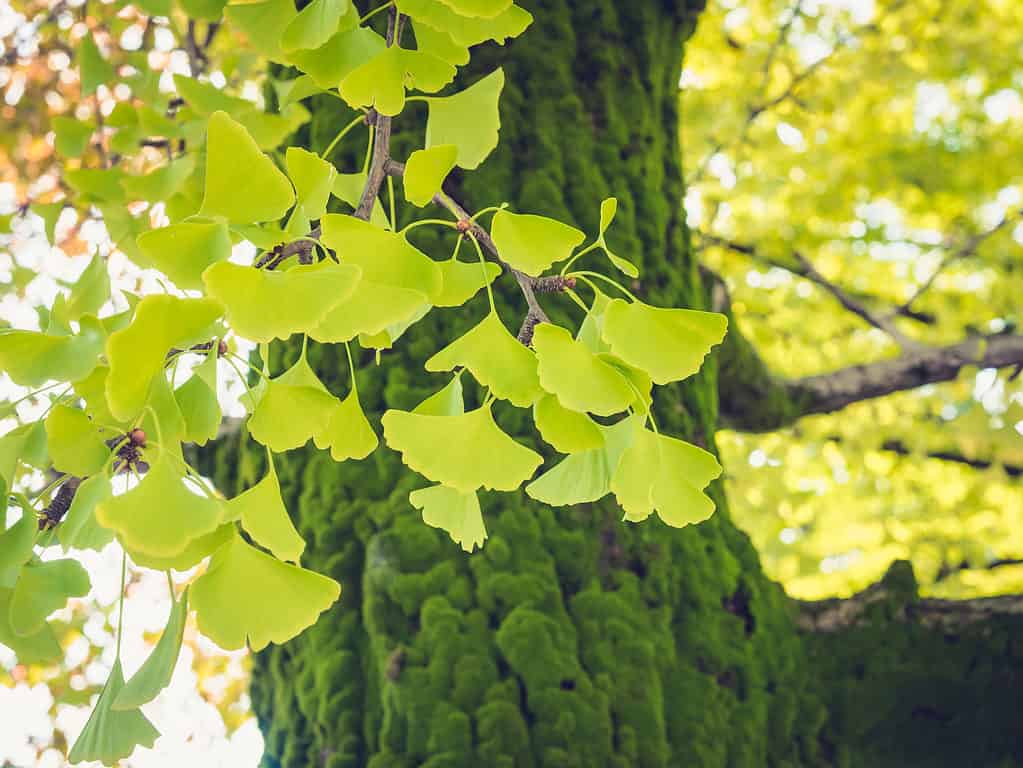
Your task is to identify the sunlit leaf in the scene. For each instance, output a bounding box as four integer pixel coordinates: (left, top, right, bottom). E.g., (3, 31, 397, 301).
(412, 22, 469, 66)
(424, 69, 504, 169)
(79, 36, 114, 97)
(0, 589, 62, 664)
(226, 458, 304, 563)
(175, 366, 221, 447)
(414, 372, 465, 417)
(532, 322, 634, 416)
(425, 311, 542, 407)
(436, 0, 511, 17)
(434, 258, 501, 307)
(382, 405, 541, 492)
(313, 391, 378, 462)
(286, 147, 337, 219)
(0, 315, 105, 387)
(281, 0, 350, 52)
(127, 524, 233, 572)
(57, 475, 116, 552)
(410, 484, 486, 552)
(224, 0, 299, 63)
(594, 197, 638, 277)
(247, 355, 337, 452)
(286, 25, 385, 90)
(490, 209, 585, 277)
(45, 405, 109, 477)
(601, 299, 728, 385)
(532, 393, 604, 453)
(397, 0, 531, 47)
(9, 558, 90, 636)
(0, 507, 37, 573)
(53, 116, 95, 158)
(339, 46, 456, 116)
(403, 144, 458, 206)
(199, 111, 296, 224)
(191, 532, 341, 651)
(68, 660, 160, 764)
(525, 419, 634, 505)
(60, 253, 110, 322)
(114, 589, 189, 710)
(136, 218, 232, 291)
(309, 280, 427, 343)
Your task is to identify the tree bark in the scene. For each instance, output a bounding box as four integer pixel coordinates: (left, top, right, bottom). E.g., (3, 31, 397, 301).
(202, 3, 1023, 766)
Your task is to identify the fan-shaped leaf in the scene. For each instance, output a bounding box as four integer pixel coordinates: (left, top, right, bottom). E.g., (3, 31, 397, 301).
(436, 0, 511, 17)
(532, 393, 604, 453)
(45, 405, 108, 477)
(114, 589, 188, 710)
(404, 144, 458, 206)
(309, 280, 427, 343)
(136, 219, 231, 291)
(247, 355, 337, 452)
(0, 508, 37, 573)
(397, 0, 531, 47)
(424, 69, 504, 169)
(382, 405, 541, 492)
(127, 524, 233, 572)
(0, 589, 62, 664)
(9, 558, 90, 636)
(601, 299, 728, 385)
(68, 660, 160, 764)
(490, 209, 585, 277)
(286, 25, 385, 89)
(339, 46, 455, 116)
(414, 373, 465, 416)
(425, 311, 542, 407)
(525, 418, 634, 506)
(413, 22, 469, 66)
(60, 253, 110, 322)
(0, 315, 105, 387)
(410, 485, 486, 552)
(594, 197, 638, 277)
(226, 459, 304, 563)
(79, 36, 114, 97)
(313, 391, 378, 462)
(281, 0, 350, 52)
(286, 147, 337, 219)
(191, 532, 341, 651)
(175, 369, 221, 447)
(57, 475, 115, 552)
(532, 323, 634, 416)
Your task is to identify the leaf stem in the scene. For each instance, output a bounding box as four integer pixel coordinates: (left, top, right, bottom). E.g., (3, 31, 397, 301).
(569, 270, 637, 301)
(359, 0, 394, 23)
(387, 174, 397, 230)
(115, 550, 127, 659)
(344, 341, 358, 397)
(320, 114, 366, 160)
(400, 218, 457, 235)
(560, 241, 600, 277)
(362, 125, 376, 175)
(469, 234, 496, 314)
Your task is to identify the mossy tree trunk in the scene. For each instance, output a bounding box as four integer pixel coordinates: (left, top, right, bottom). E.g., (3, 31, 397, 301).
(204, 2, 1022, 767)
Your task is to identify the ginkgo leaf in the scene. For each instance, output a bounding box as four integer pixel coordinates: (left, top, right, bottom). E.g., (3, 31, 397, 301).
(247, 355, 337, 452)
(403, 144, 458, 206)
(576, 288, 611, 354)
(0, 589, 62, 665)
(286, 147, 337, 219)
(611, 424, 722, 528)
(286, 26, 385, 90)
(114, 589, 189, 710)
(127, 524, 233, 572)
(66, 168, 127, 204)
(225, 459, 304, 562)
(412, 22, 469, 66)
(202, 261, 359, 343)
(532, 393, 604, 453)
(281, 0, 350, 52)
(397, 0, 531, 47)
(320, 214, 443, 299)
(225, 0, 299, 63)
(532, 323, 634, 416)
(357, 303, 430, 350)
(106, 295, 223, 422)
(199, 111, 296, 224)
(0, 428, 30, 505)
(313, 390, 378, 462)
(601, 299, 728, 385)
(96, 448, 224, 558)
(434, 258, 501, 307)
(490, 209, 585, 277)
(0, 315, 105, 387)
(595, 197, 638, 277)
(0, 508, 37, 574)
(331, 171, 391, 227)
(175, 371, 221, 446)
(274, 74, 323, 109)
(45, 405, 109, 477)
(525, 419, 634, 506)
(414, 373, 465, 416)
(136, 218, 231, 291)
(339, 46, 456, 116)
(382, 405, 541, 492)
(57, 475, 116, 553)
(309, 280, 427, 343)
(599, 354, 653, 413)
(53, 116, 95, 158)
(9, 558, 90, 636)
(79, 36, 114, 96)
(425, 311, 542, 407)
(68, 660, 160, 765)
(424, 69, 504, 169)
(60, 253, 110, 322)
(179, 0, 228, 20)
(436, 0, 511, 17)
(410, 485, 486, 552)
(191, 532, 341, 651)
(140, 370, 187, 447)
(174, 75, 254, 116)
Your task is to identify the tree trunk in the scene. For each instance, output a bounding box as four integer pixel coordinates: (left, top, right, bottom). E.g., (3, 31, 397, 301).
(202, 2, 1023, 766)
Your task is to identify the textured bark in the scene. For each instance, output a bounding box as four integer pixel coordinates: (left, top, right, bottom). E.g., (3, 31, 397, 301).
(200, 3, 1023, 766)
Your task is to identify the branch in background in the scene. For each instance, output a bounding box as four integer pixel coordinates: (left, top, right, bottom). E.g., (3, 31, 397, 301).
(934, 558, 1023, 584)
(878, 438, 1023, 479)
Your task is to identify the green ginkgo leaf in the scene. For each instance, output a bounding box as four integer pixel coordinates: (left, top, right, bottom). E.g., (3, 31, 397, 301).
(357, 303, 430, 350)
(79, 36, 115, 96)
(532, 393, 604, 453)
(414, 373, 465, 417)
(0, 508, 37, 573)
(576, 288, 611, 354)
(424, 69, 504, 169)
(309, 280, 427, 343)
(199, 111, 296, 224)
(598, 354, 653, 414)
(330, 171, 391, 227)
(202, 261, 359, 343)
(490, 209, 585, 277)
(174, 75, 254, 116)
(434, 258, 501, 307)
(136, 218, 232, 291)
(191, 532, 341, 651)
(611, 424, 722, 528)
(60, 253, 110, 322)
(281, 0, 350, 52)
(127, 524, 233, 572)
(0, 315, 105, 387)
(425, 311, 542, 407)
(114, 589, 189, 710)
(9, 558, 90, 636)
(225, 458, 304, 563)
(313, 391, 378, 462)
(0, 589, 62, 664)
(121, 154, 197, 203)
(286, 147, 337, 219)
(601, 299, 728, 385)
(525, 418, 634, 506)
(45, 405, 109, 477)
(410, 484, 486, 552)
(274, 75, 323, 109)
(532, 323, 634, 416)
(96, 448, 224, 558)
(68, 659, 160, 765)
(0, 428, 30, 505)
(436, 0, 511, 17)
(53, 116, 95, 158)
(66, 168, 127, 205)
(286, 25, 385, 90)
(397, 0, 531, 47)
(247, 355, 337, 452)
(320, 214, 443, 299)
(179, 0, 228, 20)
(382, 405, 542, 492)
(57, 475, 116, 552)
(105, 295, 223, 422)
(225, 0, 299, 63)
(175, 369, 221, 446)
(403, 144, 458, 206)
(339, 46, 456, 116)
(594, 197, 639, 277)
(140, 369, 187, 447)
(412, 22, 469, 66)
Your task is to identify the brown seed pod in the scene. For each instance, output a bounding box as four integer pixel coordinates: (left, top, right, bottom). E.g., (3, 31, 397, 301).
(129, 428, 147, 447)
